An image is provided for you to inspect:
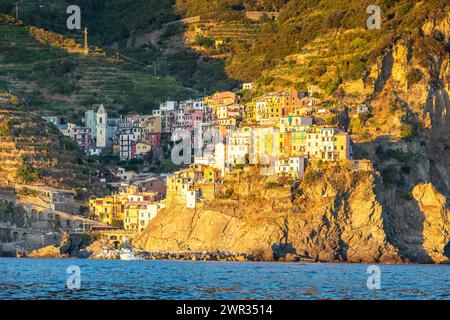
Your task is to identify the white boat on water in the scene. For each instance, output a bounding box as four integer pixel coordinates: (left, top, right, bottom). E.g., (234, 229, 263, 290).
(119, 249, 143, 261)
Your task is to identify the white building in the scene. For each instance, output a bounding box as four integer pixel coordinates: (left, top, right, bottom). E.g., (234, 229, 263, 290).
(42, 116, 63, 126)
(116, 167, 138, 182)
(118, 126, 142, 160)
(275, 156, 307, 179)
(193, 143, 226, 177)
(96, 104, 108, 149)
(138, 201, 164, 232)
(226, 128, 251, 166)
(243, 83, 254, 90)
(356, 105, 370, 114)
(58, 122, 76, 138)
(306, 127, 338, 160)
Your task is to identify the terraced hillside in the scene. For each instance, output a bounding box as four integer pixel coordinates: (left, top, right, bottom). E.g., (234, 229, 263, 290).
(193, 21, 260, 42)
(0, 16, 199, 121)
(0, 105, 101, 191)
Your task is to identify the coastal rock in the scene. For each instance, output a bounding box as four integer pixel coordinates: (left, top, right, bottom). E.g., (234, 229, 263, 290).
(412, 183, 450, 264)
(135, 165, 403, 263)
(27, 245, 68, 258)
(59, 233, 98, 257)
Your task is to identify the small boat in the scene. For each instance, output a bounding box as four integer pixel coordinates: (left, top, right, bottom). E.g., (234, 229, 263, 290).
(119, 249, 143, 261)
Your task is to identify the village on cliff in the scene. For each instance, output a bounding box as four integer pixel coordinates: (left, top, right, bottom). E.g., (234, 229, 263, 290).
(2, 83, 373, 254)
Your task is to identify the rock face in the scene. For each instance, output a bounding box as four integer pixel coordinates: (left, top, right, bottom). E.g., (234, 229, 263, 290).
(136, 162, 450, 263)
(136, 166, 404, 263)
(412, 184, 450, 263)
(26, 233, 99, 259)
(27, 245, 68, 258)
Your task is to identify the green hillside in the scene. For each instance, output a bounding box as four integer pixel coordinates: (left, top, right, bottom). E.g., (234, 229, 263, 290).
(1, 0, 449, 104)
(0, 15, 199, 121)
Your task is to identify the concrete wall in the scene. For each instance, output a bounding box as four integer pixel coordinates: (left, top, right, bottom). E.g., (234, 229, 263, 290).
(0, 187, 16, 206)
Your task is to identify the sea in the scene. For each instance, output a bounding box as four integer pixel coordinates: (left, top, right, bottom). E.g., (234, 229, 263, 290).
(0, 258, 449, 300)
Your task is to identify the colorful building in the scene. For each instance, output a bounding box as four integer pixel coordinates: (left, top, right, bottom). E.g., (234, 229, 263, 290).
(275, 156, 307, 179)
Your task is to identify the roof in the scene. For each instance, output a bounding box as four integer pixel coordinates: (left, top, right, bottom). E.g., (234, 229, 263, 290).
(97, 104, 107, 114)
(125, 201, 153, 206)
(214, 91, 235, 99)
(131, 176, 164, 185)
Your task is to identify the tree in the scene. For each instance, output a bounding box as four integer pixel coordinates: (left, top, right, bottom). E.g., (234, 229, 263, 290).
(16, 163, 38, 183)
(0, 0, 14, 13)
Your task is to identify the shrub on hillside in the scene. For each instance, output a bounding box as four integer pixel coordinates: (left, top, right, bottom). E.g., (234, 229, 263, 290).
(400, 124, 414, 141)
(381, 165, 404, 186)
(325, 116, 338, 125)
(16, 163, 38, 183)
(302, 170, 324, 185)
(195, 35, 215, 48)
(386, 149, 414, 163)
(264, 181, 283, 189)
(406, 68, 422, 88)
(358, 111, 372, 124)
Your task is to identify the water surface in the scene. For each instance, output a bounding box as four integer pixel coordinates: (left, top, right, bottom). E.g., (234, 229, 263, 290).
(0, 258, 449, 299)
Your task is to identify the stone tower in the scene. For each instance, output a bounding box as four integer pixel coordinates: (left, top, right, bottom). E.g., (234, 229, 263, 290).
(96, 104, 107, 148)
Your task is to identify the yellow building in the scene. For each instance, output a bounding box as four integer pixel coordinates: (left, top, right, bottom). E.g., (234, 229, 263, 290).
(134, 142, 152, 157)
(89, 196, 126, 227)
(254, 89, 301, 121)
(334, 132, 351, 160)
(305, 127, 351, 161)
(124, 202, 141, 231)
(166, 173, 199, 208)
(123, 200, 161, 231)
(140, 115, 162, 136)
(202, 166, 221, 183)
(243, 101, 256, 123)
(89, 186, 158, 228)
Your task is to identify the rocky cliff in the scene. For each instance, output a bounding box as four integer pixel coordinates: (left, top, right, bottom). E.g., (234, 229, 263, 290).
(135, 163, 449, 263)
(140, 8, 450, 265)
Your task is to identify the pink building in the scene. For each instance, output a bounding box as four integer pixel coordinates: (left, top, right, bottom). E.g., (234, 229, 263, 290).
(147, 133, 163, 149)
(131, 176, 166, 200)
(190, 109, 205, 128)
(124, 114, 141, 126)
(73, 126, 91, 153)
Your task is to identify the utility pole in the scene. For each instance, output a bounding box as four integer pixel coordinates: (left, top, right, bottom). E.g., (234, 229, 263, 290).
(16, 2, 19, 20)
(116, 52, 119, 62)
(147, 65, 157, 77)
(84, 27, 88, 55)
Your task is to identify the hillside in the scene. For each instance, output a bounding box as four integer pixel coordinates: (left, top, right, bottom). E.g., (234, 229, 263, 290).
(0, 14, 199, 121)
(1, 1, 449, 262)
(133, 2, 450, 264)
(0, 103, 101, 192)
(2, 1, 449, 97)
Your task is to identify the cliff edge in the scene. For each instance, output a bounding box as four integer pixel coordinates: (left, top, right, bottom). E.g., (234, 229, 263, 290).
(135, 163, 449, 263)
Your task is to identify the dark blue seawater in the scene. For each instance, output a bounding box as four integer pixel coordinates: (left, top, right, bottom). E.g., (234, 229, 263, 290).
(0, 258, 449, 300)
